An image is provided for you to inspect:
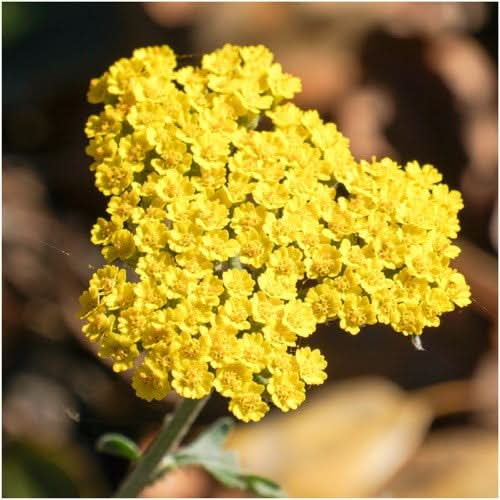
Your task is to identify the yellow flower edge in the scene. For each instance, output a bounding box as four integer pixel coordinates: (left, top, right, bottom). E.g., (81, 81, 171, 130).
(80, 43, 471, 422)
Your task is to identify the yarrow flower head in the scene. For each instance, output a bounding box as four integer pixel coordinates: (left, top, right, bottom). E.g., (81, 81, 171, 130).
(80, 44, 471, 422)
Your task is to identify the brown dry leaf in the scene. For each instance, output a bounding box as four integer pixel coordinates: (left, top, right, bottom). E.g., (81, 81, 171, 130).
(471, 350, 498, 429)
(277, 45, 359, 110)
(143, 2, 198, 28)
(337, 86, 397, 161)
(427, 35, 496, 111)
(454, 238, 498, 322)
(381, 428, 498, 497)
(226, 377, 432, 498)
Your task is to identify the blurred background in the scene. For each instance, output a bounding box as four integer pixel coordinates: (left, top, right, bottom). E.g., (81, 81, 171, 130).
(2, 2, 498, 497)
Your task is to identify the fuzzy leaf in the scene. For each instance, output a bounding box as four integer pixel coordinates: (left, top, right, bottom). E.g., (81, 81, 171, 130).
(242, 474, 287, 497)
(162, 417, 286, 497)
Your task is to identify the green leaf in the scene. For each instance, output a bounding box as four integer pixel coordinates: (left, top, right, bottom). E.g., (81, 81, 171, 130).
(243, 474, 287, 498)
(184, 417, 235, 453)
(170, 417, 239, 471)
(96, 433, 141, 462)
(160, 417, 287, 497)
(204, 465, 248, 490)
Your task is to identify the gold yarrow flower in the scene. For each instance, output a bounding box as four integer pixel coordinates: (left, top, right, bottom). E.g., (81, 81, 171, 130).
(80, 43, 471, 422)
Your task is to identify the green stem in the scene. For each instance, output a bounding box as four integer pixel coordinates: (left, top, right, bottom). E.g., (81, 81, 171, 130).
(114, 396, 210, 498)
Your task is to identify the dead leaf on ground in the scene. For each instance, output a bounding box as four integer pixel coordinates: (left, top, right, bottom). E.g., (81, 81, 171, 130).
(381, 427, 498, 497)
(226, 377, 432, 497)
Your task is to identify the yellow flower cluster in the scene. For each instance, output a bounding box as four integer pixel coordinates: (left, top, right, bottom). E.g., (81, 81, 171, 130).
(80, 44, 471, 422)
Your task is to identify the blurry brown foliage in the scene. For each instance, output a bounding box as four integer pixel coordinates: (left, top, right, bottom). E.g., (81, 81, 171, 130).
(3, 2, 497, 497)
